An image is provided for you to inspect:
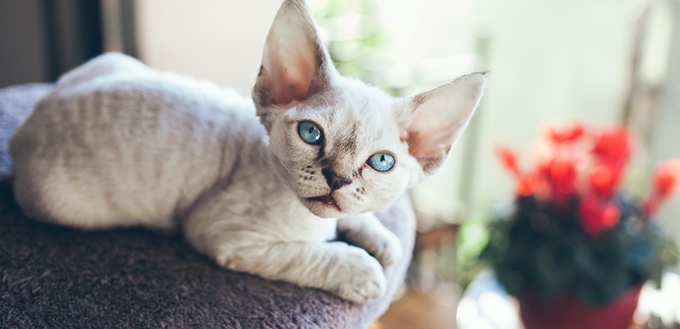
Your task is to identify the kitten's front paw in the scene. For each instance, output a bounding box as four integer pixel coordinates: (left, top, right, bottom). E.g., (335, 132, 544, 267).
(333, 247, 387, 303)
(338, 214, 403, 269)
(372, 231, 403, 268)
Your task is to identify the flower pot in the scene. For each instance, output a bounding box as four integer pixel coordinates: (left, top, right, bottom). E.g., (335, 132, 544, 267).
(518, 285, 643, 329)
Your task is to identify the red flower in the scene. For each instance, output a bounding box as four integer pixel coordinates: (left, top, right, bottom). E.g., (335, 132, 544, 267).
(532, 140, 556, 174)
(496, 146, 521, 176)
(592, 127, 633, 164)
(541, 153, 581, 209)
(517, 173, 540, 196)
(495, 122, 678, 234)
(653, 159, 680, 199)
(579, 193, 620, 236)
(533, 139, 588, 175)
(589, 163, 618, 199)
(642, 159, 680, 218)
(549, 156, 578, 194)
(547, 123, 586, 144)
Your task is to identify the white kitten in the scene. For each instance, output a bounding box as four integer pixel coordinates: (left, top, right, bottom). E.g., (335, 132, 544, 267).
(9, 0, 485, 303)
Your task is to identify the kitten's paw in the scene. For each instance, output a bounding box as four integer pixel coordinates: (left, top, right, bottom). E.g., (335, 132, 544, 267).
(372, 232, 403, 268)
(333, 248, 387, 303)
(338, 214, 403, 268)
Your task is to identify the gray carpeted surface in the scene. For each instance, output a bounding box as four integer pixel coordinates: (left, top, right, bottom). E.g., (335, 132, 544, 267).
(0, 83, 415, 329)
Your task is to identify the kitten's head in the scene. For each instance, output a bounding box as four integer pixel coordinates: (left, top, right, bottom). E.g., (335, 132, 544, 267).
(253, 0, 486, 218)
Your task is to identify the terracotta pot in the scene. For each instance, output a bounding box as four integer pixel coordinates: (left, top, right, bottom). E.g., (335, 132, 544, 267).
(518, 285, 643, 329)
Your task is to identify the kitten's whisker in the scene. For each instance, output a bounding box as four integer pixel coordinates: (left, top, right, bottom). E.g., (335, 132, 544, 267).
(279, 160, 292, 173)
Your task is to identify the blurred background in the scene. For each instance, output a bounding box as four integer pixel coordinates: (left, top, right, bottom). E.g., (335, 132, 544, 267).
(1, 0, 679, 328)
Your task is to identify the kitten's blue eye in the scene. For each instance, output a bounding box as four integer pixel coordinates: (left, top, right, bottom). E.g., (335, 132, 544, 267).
(367, 152, 395, 172)
(298, 121, 323, 145)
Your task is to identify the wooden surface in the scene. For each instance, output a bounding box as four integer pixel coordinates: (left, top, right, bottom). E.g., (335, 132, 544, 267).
(375, 284, 460, 329)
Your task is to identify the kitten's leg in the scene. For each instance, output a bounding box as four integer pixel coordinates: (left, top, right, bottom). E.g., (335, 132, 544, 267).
(337, 213, 403, 268)
(188, 231, 387, 303)
(183, 202, 388, 303)
(229, 241, 387, 303)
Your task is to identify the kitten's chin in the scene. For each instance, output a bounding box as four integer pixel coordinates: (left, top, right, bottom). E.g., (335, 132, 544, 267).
(304, 202, 343, 218)
(301, 196, 345, 218)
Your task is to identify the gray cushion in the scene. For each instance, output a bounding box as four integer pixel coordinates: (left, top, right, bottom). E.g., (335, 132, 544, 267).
(0, 83, 415, 328)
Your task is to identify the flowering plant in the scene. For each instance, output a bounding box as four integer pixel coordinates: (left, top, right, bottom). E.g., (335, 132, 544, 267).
(481, 123, 679, 305)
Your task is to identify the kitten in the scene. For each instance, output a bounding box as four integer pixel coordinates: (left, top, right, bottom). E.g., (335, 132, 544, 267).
(9, 0, 485, 303)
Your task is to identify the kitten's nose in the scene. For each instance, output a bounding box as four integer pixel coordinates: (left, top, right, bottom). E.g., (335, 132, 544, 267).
(322, 168, 352, 190)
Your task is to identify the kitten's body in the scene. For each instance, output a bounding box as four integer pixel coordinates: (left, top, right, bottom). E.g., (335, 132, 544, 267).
(10, 0, 485, 303)
(12, 56, 261, 231)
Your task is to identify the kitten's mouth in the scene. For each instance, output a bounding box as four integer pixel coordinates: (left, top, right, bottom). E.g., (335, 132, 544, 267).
(306, 194, 341, 211)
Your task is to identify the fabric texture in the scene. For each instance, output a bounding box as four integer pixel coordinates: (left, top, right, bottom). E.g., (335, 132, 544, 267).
(0, 84, 415, 329)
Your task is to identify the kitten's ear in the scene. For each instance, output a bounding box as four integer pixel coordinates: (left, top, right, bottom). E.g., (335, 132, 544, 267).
(399, 73, 487, 176)
(254, 0, 334, 109)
